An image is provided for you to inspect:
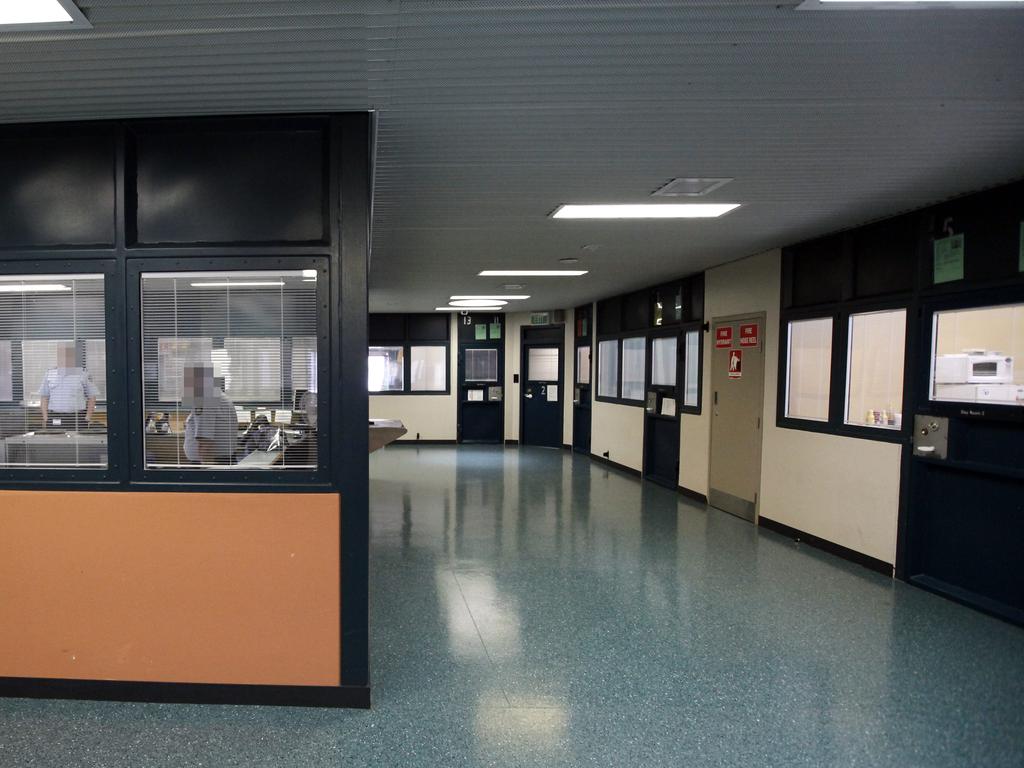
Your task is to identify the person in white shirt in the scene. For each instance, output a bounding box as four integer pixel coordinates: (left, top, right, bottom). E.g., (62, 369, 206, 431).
(39, 342, 99, 430)
(181, 364, 238, 465)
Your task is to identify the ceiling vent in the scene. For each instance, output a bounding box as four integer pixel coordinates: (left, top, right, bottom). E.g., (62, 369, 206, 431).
(651, 178, 733, 197)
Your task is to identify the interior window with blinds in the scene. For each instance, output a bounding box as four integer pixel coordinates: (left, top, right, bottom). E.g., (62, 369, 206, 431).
(597, 339, 618, 398)
(465, 348, 498, 382)
(0, 275, 107, 469)
(620, 337, 646, 401)
(651, 336, 677, 387)
(140, 270, 319, 470)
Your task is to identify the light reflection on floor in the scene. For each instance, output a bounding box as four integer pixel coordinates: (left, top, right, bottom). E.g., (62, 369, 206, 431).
(0, 444, 1022, 767)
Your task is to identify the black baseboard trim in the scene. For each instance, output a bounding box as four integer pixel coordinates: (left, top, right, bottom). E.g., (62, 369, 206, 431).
(677, 485, 708, 505)
(562, 443, 571, 451)
(758, 517, 893, 577)
(0, 677, 371, 709)
(588, 452, 642, 478)
(908, 574, 1024, 628)
(504, 438, 519, 446)
(394, 439, 457, 445)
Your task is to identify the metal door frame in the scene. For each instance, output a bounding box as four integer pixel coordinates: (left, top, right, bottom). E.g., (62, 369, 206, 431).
(519, 327, 564, 448)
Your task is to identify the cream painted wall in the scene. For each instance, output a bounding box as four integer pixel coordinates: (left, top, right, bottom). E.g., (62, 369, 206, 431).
(680, 250, 781, 496)
(590, 400, 645, 471)
(503, 312, 526, 441)
(677, 248, 902, 565)
(369, 314, 458, 441)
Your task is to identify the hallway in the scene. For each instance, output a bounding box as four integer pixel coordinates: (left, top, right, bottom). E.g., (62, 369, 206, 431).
(1, 444, 1022, 767)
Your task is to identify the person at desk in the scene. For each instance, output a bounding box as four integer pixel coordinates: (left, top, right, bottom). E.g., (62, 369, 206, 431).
(38, 342, 99, 431)
(181, 364, 238, 465)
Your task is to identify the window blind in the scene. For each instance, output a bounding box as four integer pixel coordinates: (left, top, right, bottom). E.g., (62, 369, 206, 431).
(0, 274, 107, 469)
(140, 270, 319, 470)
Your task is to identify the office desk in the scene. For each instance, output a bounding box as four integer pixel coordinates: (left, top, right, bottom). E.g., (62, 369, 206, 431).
(0, 431, 107, 466)
(369, 419, 407, 453)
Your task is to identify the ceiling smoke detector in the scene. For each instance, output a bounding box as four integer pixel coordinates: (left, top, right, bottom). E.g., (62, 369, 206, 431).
(651, 178, 733, 197)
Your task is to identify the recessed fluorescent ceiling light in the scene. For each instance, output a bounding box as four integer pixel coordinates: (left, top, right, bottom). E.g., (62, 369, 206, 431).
(450, 295, 530, 300)
(551, 204, 739, 219)
(478, 270, 588, 277)
(436, 307, 504, 312)
(190, 281, 285, 288)
(0, 283, 71, 293)
(0, 0, 91, 29)
(449, 299, 508, 307)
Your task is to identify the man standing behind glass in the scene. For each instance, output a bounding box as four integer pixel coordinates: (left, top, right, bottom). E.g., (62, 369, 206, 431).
(39, 342, 98, 431)
(182, 363, 238, 465)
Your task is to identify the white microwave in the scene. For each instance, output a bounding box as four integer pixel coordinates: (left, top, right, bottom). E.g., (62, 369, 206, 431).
(935, 353, 1014, 384)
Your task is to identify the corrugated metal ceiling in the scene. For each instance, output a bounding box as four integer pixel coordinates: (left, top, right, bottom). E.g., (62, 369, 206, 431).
(2, 1, 1023, 311)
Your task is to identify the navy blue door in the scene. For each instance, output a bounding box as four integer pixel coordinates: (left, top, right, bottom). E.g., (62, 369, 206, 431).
(906, 288, 1024, 625)
(521, 344, 562, 448)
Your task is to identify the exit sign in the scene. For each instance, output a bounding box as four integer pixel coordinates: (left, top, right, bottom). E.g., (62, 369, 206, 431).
(530, 312, 550, 325)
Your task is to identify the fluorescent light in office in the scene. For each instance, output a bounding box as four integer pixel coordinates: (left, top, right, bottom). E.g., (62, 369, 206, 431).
(0, 284, 71, 293)
(551, 204, 739, 219)
(478, 270, 588, 277)
(450, 295, 530, 300)
(449, 299, 508, 307)
(0, 0, 72, 25)
(190, 281, 285, 288)
(435, 307, 504, 312)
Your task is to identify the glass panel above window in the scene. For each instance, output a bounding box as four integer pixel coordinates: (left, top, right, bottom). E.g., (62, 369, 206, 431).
(931, 302, 1024, 407)
(410, 345, 446, 391)
(621, 336, 646, 401)
(0, 274, 107, 469)
(845, 309, 906, 429)
(140, 270, 320, 470)
(683, 329, 700, 407)
(528, 347, 559, 382)
(576, 345, 591, 385)
(651, 336, 677, 387)
(597, 340, 618, 398)
(785, 317, 832, 422)
(368, 346, 404, 392)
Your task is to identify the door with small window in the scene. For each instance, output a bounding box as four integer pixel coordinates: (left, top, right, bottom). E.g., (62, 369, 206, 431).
(457, 313, 504, 443)
(520, 326, 563, 449)
(643, 331, 680, 488)
(906, 289, 1024, 625)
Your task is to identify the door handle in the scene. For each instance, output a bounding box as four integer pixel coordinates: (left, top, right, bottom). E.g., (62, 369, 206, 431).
(525, 393, 533, 399)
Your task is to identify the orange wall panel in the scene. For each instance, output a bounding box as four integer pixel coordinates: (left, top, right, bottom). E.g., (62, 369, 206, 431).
(0, 491, 340, 687)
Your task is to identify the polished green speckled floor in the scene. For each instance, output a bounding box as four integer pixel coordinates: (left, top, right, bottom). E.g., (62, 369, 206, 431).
(1, 445, 1023, 767)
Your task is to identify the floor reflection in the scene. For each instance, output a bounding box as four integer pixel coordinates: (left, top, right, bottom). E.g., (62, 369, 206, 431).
(369, 444, 1024, 767)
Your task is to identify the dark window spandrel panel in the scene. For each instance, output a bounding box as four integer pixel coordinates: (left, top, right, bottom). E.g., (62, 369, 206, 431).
(132, 129, 326, 245)
(0, 135, 115, 248)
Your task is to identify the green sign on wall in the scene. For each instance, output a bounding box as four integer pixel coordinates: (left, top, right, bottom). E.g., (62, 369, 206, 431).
(933, 233, 965, 284)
